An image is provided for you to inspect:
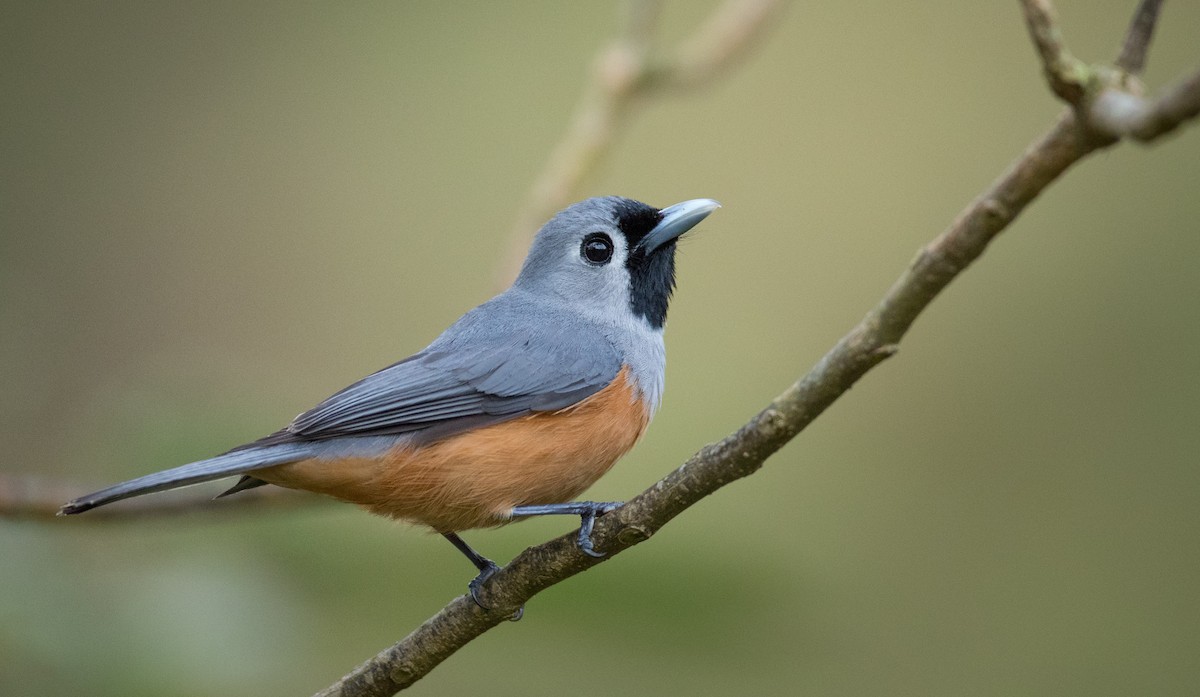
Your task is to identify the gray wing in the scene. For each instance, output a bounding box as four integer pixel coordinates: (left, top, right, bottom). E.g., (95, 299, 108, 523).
(283, 296, 622, 443)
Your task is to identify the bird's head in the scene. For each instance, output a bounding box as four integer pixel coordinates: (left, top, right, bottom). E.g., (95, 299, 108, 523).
(514, 196, 720, 329)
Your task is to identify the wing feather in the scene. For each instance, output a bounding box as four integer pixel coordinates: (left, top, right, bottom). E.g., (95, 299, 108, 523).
(285, 295, 624, 443)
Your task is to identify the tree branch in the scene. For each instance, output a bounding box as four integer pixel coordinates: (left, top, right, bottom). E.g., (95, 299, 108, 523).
(315, 2, 1200, 693)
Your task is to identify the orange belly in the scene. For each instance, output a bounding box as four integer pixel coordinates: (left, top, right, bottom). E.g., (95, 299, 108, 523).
(255, 366, 650, 532)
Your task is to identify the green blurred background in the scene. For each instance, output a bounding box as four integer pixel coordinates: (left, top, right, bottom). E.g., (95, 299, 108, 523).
(4, 1, 1200, 695)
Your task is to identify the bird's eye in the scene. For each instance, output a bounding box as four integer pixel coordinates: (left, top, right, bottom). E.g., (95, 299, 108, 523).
(580, 232, 614, 265)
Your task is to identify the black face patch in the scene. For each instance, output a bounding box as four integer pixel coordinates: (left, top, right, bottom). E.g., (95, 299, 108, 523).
(609, 198, 676, 329)
(610, 198, 662, 248)
(626, 244, 676, 329)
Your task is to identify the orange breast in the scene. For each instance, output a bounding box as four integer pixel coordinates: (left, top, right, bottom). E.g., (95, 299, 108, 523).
(255, 366, 650, 532)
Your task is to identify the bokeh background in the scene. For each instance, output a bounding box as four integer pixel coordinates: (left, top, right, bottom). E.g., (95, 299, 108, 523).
(4, 1, 1200, 695)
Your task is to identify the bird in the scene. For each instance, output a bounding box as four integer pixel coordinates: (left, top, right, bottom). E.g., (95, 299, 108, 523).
(60, 195, 719, 607)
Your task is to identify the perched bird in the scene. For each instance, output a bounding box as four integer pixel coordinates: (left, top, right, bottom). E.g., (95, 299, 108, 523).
(61, 196, 719, 605)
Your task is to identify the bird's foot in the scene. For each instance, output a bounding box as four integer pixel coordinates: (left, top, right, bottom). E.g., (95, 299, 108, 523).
(509, 501, 624, 558)
(465, 564, 524, 621)
(444, 531, 523, 620)
(467, 560, 501, 609)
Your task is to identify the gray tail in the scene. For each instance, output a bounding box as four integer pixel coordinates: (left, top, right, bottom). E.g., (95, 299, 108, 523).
(58, 442, 319, 515)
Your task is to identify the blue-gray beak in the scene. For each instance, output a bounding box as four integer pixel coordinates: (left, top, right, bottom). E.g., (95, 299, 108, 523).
(638, 198, 721, 254)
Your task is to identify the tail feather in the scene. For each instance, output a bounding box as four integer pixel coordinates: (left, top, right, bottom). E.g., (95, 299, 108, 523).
(58, 442, 319, 515)
(214, 475, 270, 499)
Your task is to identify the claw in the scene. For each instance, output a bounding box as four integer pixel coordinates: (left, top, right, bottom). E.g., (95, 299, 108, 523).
(444, 531, 522, 619)
(465, 562, 523, 621)
(446, 502, 623, 621)
(577, 507, 606, 557)
(467, 561, 501, 609)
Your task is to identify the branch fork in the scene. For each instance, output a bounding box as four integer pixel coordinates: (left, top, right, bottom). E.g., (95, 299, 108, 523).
(1019, 0, 1198, 144)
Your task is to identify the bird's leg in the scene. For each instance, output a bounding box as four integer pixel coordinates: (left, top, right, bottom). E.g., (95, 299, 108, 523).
(442, 532, 523, 621)
(508, 501, 624, 558)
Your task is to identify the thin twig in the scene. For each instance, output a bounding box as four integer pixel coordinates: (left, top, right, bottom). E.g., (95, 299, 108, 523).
(1091, 67, 1200, 141)
(648, 0, 781, 89)
(1019, 0, 1091, 104)
(494, 0, 782, 288)
(1130, 66, 1200, 139)
(1115, 0, 1165, 75)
